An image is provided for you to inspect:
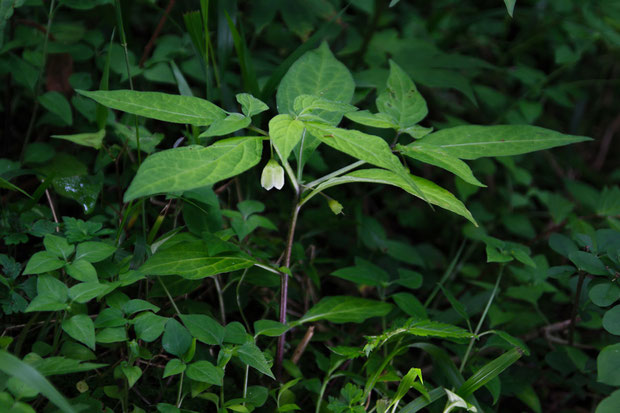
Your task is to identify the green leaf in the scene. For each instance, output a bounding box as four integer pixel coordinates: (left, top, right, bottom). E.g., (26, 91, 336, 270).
(457, 347, 522, 397)
(43, 234, 74, 260)
(293, 95, 357, 121)
(122, 299, 160, 315)
(120, 364, 142, 388)
(303, 168, 476, 225)
(39, 91, 72, 125)
(269, 114, 305, 160)
(51, 129, 105, 150)
(398, 144, 485, 187)
(23, 251, 65, 275)
(295, 296, 393, 325)
(25, 275, 68, 312)
(0, 351, 77, 413)
(414, 125, 591, 160)
(236, 342, 275, 379)
(180, 314, 225, 345)
(62, 315, 96, 350)
(504, 0, 516, 17)
(589, 282, 620, 307)
(31, 357, 105, 376)
(596, 389, 620, 413)
(96, 327, 127, 343)
(598, 343, 620, 386)
(133, 312, 168, 342)
(603, 305, 620, 335)
(376, 60, 428, 129)
(75, 241, 116, 263)
(276, 42, 354, 125)
(253, 320, 289, 337)
(162, 319, 192, 357)
(140, 241, 254, 279)
(163, 359, 186, 378)
(400, 387, 446, 413)
(186, 360, 224, 386)
(568, 251, 609, 276)
(345, 110, 397, 129)
(68, 282, 112, 303)
(199, 113, 251, 138)
(392, 292, 427, 319)
(77, 89, 226, 126)
(0, 176, 32, 198)
(331, 257, 389, 287)
(124, 137, 263, 202)
(65, 259, 98, 283)
(236, 93, 269, 117)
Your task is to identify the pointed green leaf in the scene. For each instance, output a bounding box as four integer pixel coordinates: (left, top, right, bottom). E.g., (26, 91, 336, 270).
(568, 251, 610, 276)
(62, 315, 96, 350)
(457, 347, 522, 397)
(236, 342, 275, 379)
(199, 113, 251, 138)
(415, 125, 591, 160)
(504, 0, 516, 17)
(345, 110, 397, 129)
(51, 129, 105, 150)
(124, 137, 263, 202)
(253, 320, 289, 337)
(398, 144, 485, 187)
(139, 241, 255, 279)
(75, 241, 116, 263)
(276, 42, 354, 125)
(23, 252, 65, 275)
(163, 359, 186, 378)
(376, 60, 428, 129)
(43, 234, 74, 260)
(186, 360, 224, 386)
(77, 89, 226, 126)
(295, 296, 393, 325)
(269, 114, 305, 160)
(69, 282, 113, 303)
(162, 319, 192, 357)
(180, 314, 225, 345)
(236, 93, 269, 117)
(133, 312, 168, 342)
(120, 364, 142, 388)
(65, 259, 98, 283)
(293, 95, 357, 121)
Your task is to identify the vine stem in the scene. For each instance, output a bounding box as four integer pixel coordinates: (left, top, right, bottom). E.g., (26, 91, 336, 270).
(276, 201, 301, 379)
(569, 271, 585, 346)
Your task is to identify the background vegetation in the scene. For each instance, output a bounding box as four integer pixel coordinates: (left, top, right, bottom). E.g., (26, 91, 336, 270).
(1, 0, 619, 412)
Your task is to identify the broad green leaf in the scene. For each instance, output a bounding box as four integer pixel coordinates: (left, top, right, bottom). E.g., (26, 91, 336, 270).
(43, 234, 74, 260)
(124, 137, 263, 202)
(568, 251, 609, 276)
(122, 299, 160, 315)
(331, 257, 389, 287)
(51, 129, 105, 150)
(65, 259, 98, 283)
(133, 312, 168, 342)
(293, 95, 357, 121)
(199, 113, 251, 138)
(163, 359, 186, 378)
(589, 282, 620, 307)
(414, 125, 591, 160)
(224, 322, 251, 344)
(25, 275, 68, 313)
(0, 351, 77, 413)
(276, 42, 355, 125)
(23, 251, 65, 275)
(603, 305, 620, 335)
(162, 319, 192, 357)
(269, 114, 305, 160)
(598, 343, 620, 386)
(140, 241, 254, 279)
(303, 168, 476, 225)
(120, 364, 142, 388)
(597, 389, 620, 413)
(345, 110, 397, 129)
(295, 296, 393, 325)
(75, 241, 116, 263)
(253, 320, 289, 337)
(62, 315, 96, 350)
(457, 347, 522, 397)
(180, 314, 225, 345)
(39, 91, 72, 125)
(186, 360, 224, 386)
(77, 89, 226, 126)
(68, 282, 112, 303)
(376, 60, 428, 129)
(392, 292, 427, 319)
(96, 327, 127, 343)
(236, 93, 269, 117)
(95, 308, 126, 328)
(398, 144, 485, 187)
(236, 342, 275, 379)
(31, 356, 106, 376)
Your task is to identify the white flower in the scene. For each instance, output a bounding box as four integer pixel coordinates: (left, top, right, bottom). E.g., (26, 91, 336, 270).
(261, 159, 285, 190)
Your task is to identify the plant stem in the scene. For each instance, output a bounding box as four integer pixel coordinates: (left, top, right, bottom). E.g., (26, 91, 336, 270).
(459, 265, 504, 373)
(20, 0, 56, 162)
(276, 201, 301, 379)
(569, 271, 585, 346)
(242, 364, 249, 406)
(176, 371, 184, 407)
(424, 240, 467, 308)
(158, 277, 182, 318)
(213, 275, 226, 324)
(236, 268, 251, 331)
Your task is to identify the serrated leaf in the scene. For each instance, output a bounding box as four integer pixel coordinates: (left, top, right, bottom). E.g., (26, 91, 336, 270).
(295, 296, 393, 325)
(276, 42, 354, 125)
(414, 125, 591, 160)
(140, 241, 254, 279)
(398, 144, 485, 187)
(77, 89, 226, 126)
(124, 137, 263, 202)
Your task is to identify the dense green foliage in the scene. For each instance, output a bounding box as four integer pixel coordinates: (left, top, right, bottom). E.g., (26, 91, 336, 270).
(1, 1, 619, 412)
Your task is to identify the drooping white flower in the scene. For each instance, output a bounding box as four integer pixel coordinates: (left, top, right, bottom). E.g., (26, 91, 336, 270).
(261, 159, 285, 191)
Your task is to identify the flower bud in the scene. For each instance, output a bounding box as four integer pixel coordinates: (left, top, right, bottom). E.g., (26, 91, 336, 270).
(261, 159, 285, 191)
(327, 199, 344, 215)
